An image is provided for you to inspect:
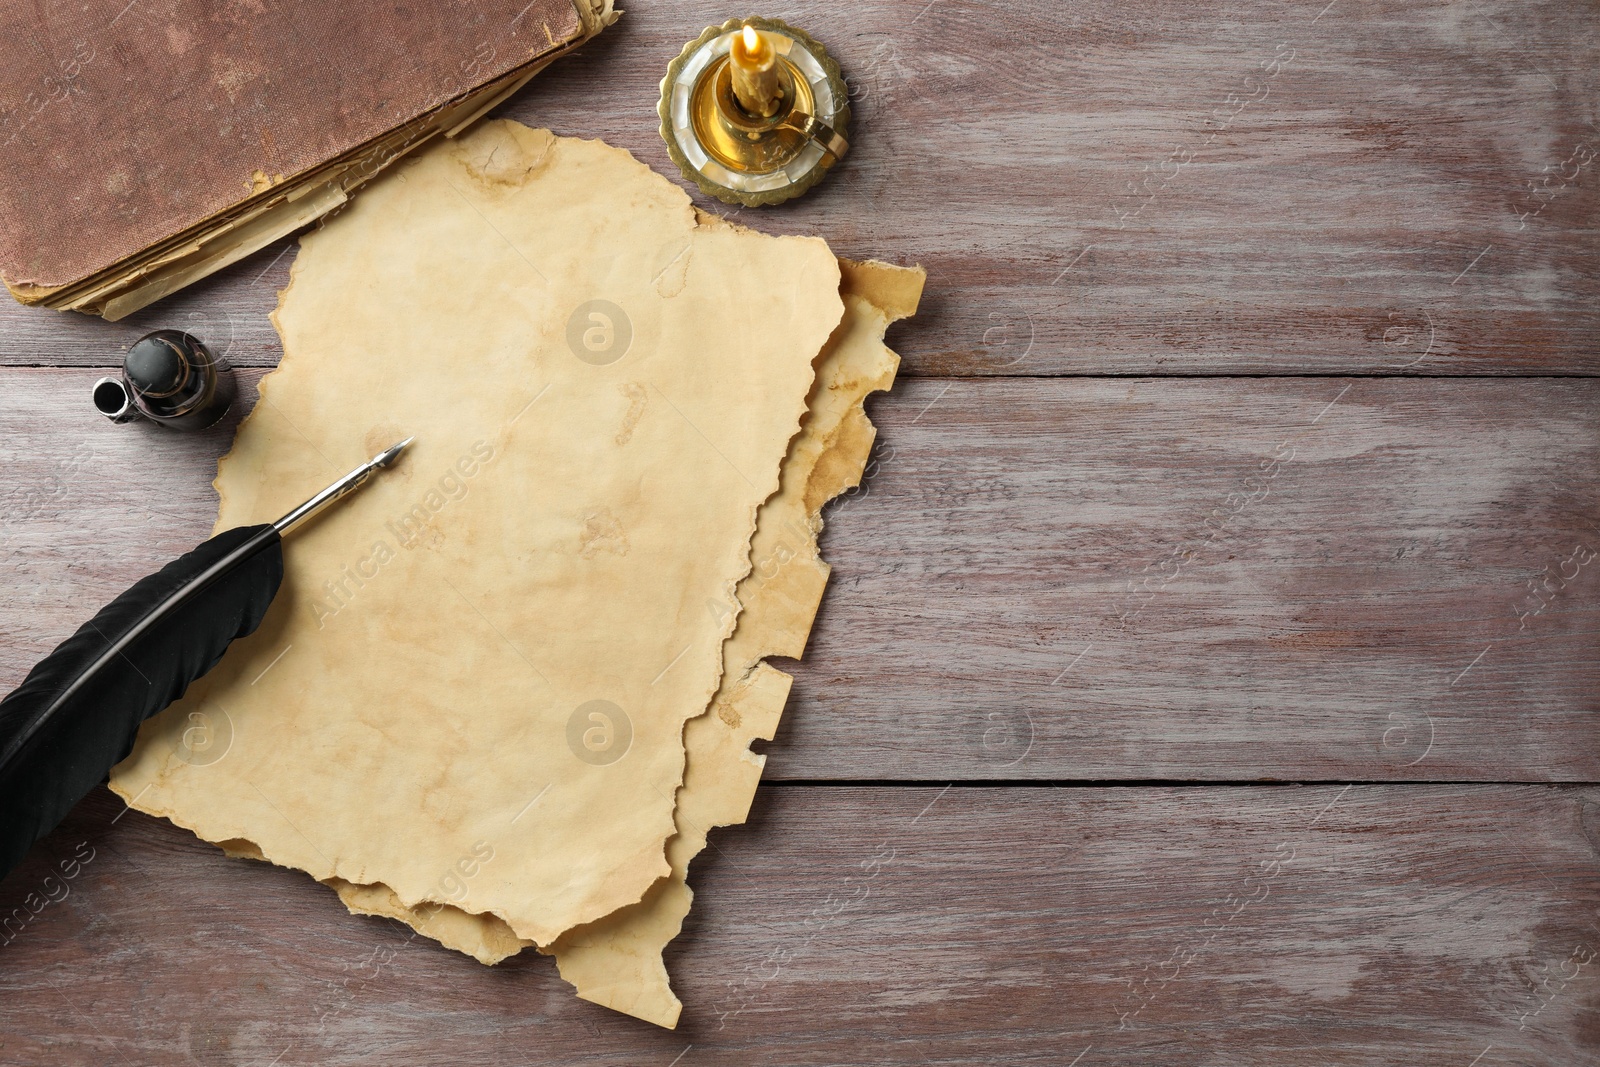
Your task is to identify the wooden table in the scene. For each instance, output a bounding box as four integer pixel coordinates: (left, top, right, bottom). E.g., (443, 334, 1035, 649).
(3, 1, 1598, 1062)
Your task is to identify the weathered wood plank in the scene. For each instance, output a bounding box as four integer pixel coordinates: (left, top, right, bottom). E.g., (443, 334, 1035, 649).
(1, 0, 1595, 374)
(0, 784, 1594, 1064)
(793, 374, 1600, 780)
(3, 369, 1596, 781)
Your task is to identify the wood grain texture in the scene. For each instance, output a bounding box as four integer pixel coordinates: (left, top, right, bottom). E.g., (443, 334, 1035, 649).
(0, 784, 1595, 1065)
(782, 373, 1600, 781)
(3, 369, 1597, 781)
(0, 0, 1594, 373)
(1, 1, 1596, 1058)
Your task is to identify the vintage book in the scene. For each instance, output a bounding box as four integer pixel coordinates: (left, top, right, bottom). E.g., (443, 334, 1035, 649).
(0, 0, 613, 318)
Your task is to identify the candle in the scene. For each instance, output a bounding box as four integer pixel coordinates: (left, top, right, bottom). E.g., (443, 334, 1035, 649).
(660, 15, 851, 205)
(729, 24, 781, 118)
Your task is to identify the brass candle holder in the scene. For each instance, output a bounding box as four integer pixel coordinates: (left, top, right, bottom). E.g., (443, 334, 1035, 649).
(659, 16, 850, 207)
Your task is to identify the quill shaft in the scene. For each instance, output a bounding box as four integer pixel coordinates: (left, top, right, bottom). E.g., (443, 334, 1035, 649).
(274, 436, 414, 535)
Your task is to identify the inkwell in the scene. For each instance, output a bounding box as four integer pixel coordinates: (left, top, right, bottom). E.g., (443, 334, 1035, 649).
(92, 330, 235, 431)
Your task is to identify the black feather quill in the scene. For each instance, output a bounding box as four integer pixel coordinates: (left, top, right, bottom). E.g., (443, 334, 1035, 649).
(0, 437, 412, 886)
(0, 525, 283, 881)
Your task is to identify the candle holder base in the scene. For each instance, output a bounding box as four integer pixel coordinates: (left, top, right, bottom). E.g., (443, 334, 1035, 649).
(659, 17, 850, 207)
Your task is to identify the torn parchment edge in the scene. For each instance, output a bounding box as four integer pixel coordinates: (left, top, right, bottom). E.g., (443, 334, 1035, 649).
(318, 254, 924, 1027)
(129, 132, 834, 945)
(104, 123, 920, 1017)
(544, 255, 924, 1027)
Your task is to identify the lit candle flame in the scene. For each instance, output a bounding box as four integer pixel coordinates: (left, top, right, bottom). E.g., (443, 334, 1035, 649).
(729, 24, 781, 117)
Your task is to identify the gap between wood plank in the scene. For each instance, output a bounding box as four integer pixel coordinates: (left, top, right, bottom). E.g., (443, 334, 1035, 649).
(764, 779, 1596, 788)
(10, 364, 1600, 381)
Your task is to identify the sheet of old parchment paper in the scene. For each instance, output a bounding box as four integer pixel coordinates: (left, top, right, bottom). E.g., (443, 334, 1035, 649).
(109, 120, 843, 948)
(548, 257, 923, 1025)
(325, 258, 924, 1027)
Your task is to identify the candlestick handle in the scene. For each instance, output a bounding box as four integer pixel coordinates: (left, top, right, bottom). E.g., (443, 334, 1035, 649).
(777, 110, 849, 162)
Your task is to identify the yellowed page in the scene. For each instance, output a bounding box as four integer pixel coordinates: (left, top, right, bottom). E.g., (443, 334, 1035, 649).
(318, 259, 923, 1029)
(110, 120, 841, 948)
(548, 257, 924, 1026)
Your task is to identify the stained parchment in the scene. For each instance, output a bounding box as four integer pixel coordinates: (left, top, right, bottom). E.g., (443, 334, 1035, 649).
(326, 259, 924, 1027)
(111, 120, 842, 947)
(547, 257, 923, 1026)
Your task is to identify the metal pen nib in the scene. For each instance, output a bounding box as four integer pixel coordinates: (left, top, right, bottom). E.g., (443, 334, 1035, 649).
(272, 437, 414, 536)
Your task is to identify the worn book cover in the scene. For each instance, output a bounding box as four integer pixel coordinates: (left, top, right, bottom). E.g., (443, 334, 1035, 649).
(0, 0, 613, 318)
